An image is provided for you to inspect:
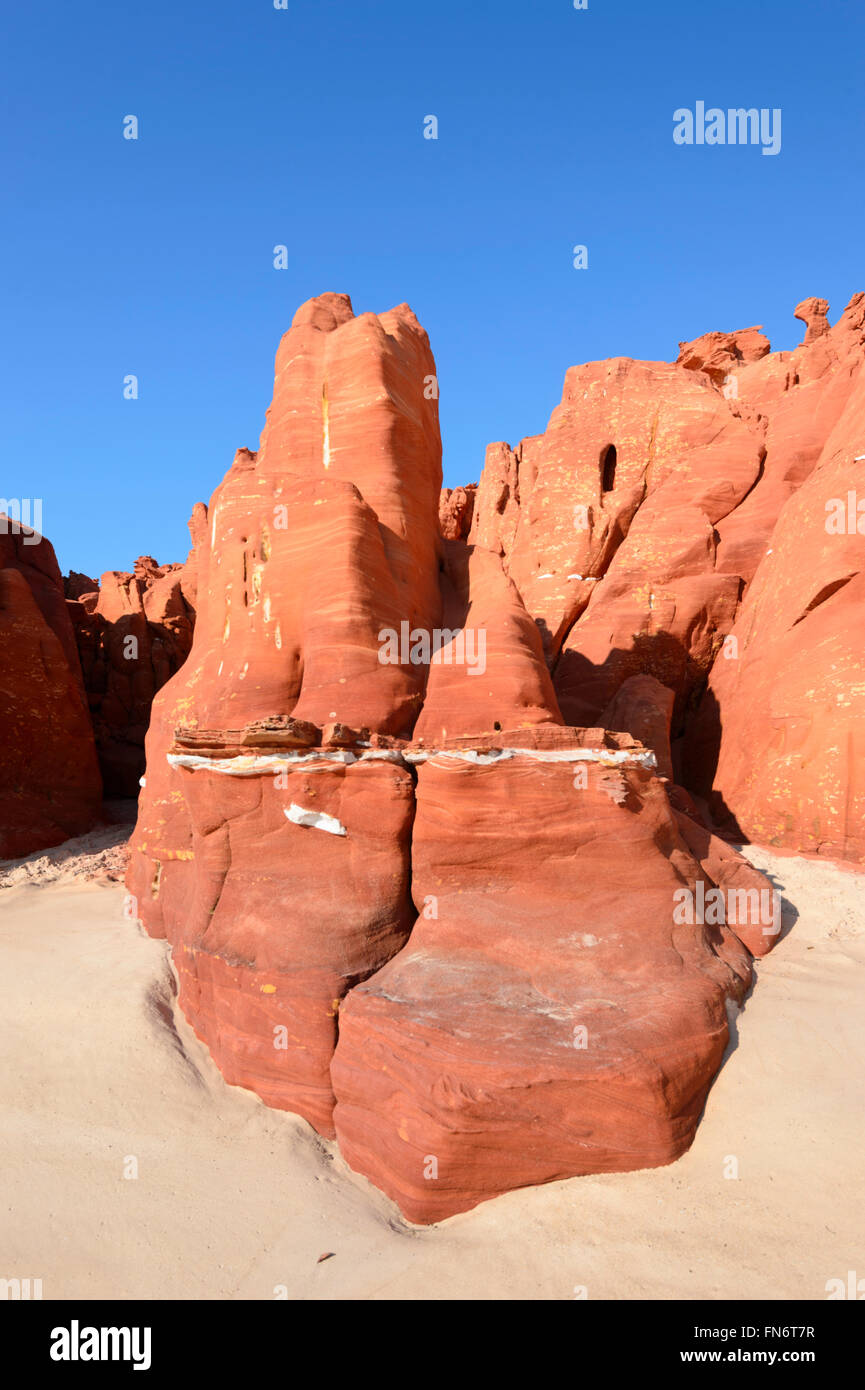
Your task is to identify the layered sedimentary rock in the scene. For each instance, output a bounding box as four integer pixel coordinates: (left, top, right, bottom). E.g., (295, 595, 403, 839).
(128, 293, 444, 1135)
(707, 292, 865, 589)
(129, 292, 790, 1223)
(469, 293, 865, 860)
(675, 323, 771, 384)
(438, 484, 476, 540)
(469, 357, 764, 738)
(333, 603, 758, 1220)
(333, 742, 755, 1223)
(66, 556, 195, 797)
(685, 346, 865, 858)
(163, 744, 415, 1135)
(411, 538, 562, 744)
(0, 519, 102, 856)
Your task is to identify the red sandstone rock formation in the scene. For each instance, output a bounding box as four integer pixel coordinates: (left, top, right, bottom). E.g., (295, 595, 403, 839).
(685, 333, 865, 858)
(66, 556, 195, 797)
(795, 296, 831, 346)
(468, 357, 763, 734)
(0, 520, 102, 857)
(712, 292, 865, 588)
(128, 293, 444, 1133)
(600, 674, 676, 782)
(469, 292, 865, 862)
(676, 324, 771, 384)
(128, 292, 795, 1224)
(439, 484, 476, 540)
(333, 744, 754, 1222)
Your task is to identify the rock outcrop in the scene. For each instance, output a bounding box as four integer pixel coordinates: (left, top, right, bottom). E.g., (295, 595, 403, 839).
(438, 484, 476, 540)
(795, 296, 831, 346)
(684, 314, 865, 857)
(676, 324, 771, 384)
(128, 294, 445, 1137)
(467, 357, 763, 739)
(469, 292, 865, 860)
(127, 292, 799, 1224)
(66, 556, 195, 797)
(0, 519, 102, 857)
(332, 738, 755, 1223)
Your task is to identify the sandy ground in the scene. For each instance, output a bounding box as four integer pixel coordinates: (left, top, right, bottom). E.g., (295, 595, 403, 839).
(0, 836, 863, 1301)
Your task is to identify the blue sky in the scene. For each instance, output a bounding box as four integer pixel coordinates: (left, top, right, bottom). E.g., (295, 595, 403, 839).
(3, 0, 863, 578)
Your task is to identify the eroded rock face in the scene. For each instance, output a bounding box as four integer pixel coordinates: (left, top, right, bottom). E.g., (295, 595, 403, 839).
(795, 296, 831, 345)
(128, 292, 445, 1135)
(439, 485, 476, 540)
(332, 745, 754, 1223)
(468, 293, 865, 862)
(685, 336, 865, 858)
(600, 674, 676, 782)
(713, 292, 865, 588)
(128, 293, 788, 1223)
(0, 520, 102, 857)
(165, 752, 416, 1136)
(66, 556, 195, 797)
(676, 325, 771, 384)
(467, 356, 763, 734)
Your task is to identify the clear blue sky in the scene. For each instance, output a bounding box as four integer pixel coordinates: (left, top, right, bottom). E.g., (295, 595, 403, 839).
(3, 0, 863, 579)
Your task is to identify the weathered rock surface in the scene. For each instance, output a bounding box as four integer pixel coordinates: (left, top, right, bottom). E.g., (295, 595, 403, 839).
(676, 324, 771, 384)
(600, 674, 676, 782)
(66, 555, 195, 797)
(332, 745, 755, 1222)
(685, 349, 865, 859)
(795, 296, 831, 346)
(411, 538, 562, 745)
(467, 356, 763, 734)
(713, 292, 865, 588)
(468, 293, 865, 863)
(128, 293, 444, 1135)
(126, 292, 796, 1224)
(439, 484, 476, 540)
(165, 751, 415, 1136)
(0, 520, 102, 856)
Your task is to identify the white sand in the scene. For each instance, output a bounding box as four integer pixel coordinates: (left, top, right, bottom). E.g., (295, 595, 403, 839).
(0, 842, 863, 1301)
